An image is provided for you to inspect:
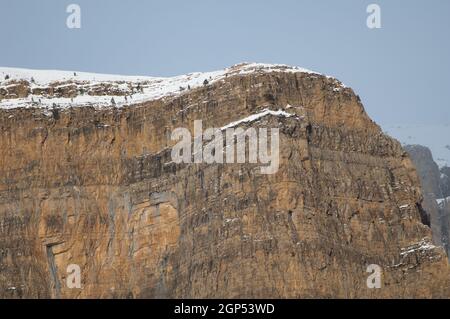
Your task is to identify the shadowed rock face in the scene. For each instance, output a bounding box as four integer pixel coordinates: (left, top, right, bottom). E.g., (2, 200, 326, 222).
(0, 66, 449, 298)
(404, 145, 443, 200)
(441, 167, 450, 199)
(404, 145, 450, 260)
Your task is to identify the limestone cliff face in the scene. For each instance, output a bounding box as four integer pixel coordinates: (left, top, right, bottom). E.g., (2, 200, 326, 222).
(0, 64, 449, 298)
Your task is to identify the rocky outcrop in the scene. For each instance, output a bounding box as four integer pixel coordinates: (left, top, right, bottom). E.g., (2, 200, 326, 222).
(0, 64, 449, 298)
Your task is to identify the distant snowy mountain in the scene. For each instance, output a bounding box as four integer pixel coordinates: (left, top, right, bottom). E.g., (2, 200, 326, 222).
(384, 124, 450, 168)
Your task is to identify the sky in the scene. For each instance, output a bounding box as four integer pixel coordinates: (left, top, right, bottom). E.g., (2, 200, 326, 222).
(0, 0, 449, 127)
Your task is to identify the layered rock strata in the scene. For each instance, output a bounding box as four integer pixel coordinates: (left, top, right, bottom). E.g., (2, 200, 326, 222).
(0, 64, 448, 298)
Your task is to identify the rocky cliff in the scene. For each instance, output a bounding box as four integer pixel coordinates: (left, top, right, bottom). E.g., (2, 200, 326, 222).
(0, 63, 449, 298)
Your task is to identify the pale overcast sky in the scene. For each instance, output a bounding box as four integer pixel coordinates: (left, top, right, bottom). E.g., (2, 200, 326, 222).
(1, 0, 449, 127)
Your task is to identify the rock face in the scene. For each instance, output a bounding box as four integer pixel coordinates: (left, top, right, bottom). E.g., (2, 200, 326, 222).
(0, 63, 449, 298)
(404, 145, 443, 200)
(441, 167, 450, 198)
(404, 145, 450, 259)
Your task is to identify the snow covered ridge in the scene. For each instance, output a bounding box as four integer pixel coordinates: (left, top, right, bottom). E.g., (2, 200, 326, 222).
(0, 63, 344, 110)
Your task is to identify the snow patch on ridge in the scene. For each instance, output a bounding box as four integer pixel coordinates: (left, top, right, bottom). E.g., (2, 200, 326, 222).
(220, 108, 300, 130)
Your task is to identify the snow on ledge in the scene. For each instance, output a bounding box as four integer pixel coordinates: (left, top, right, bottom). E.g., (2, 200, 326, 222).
(400, 238, 437, 257)
(220, 108, 301, 130)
